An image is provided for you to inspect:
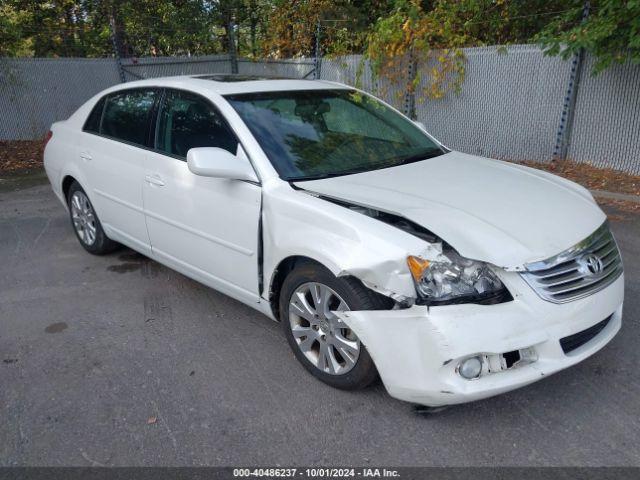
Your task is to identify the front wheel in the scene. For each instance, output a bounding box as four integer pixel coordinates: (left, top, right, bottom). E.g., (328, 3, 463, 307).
(279, 262, 390, 390)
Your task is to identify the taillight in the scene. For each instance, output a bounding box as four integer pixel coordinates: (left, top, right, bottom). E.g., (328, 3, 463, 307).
(44, 130, 53, 148)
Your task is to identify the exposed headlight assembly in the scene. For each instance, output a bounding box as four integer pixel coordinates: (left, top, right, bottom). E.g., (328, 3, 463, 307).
(312, 194, 512, 306)
(407, 250, 511, 306)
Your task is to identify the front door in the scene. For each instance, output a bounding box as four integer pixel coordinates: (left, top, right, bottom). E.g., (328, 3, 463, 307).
(143, 89, 261, 304)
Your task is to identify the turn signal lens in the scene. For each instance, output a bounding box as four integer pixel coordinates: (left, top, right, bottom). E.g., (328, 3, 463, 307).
(407, 256, 430, 282)
(408, 249, 507, 304)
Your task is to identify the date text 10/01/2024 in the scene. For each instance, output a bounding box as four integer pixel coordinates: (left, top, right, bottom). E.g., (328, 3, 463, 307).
(232, 468, 401, 477)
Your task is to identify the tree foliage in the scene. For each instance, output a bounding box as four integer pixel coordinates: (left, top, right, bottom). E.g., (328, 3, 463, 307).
(0, 3, 32, 56)
(537, 0, 640, 73)
(1, 0, 638, 80)
(366, 0, 467, 100)
(2, 0, 227, 57)
(261, 0, 346, 58)
(259, 0, 388, 58)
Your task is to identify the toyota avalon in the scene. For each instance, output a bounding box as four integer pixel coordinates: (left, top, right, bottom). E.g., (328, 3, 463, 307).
(43, 75, 624, 407)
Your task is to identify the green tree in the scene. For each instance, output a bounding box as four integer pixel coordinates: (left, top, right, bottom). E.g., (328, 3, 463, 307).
(537, 0, 640, 73)
(8, 0, 637, 70)
(1, 0, 230, 58)
(0, 3, 32, 56)
(364, 0, 578, 101)
(116, 0, 222, 56)
(419, 0, 570, 47)
(260, 0, 387, 58)
(366, 0, 467, 100)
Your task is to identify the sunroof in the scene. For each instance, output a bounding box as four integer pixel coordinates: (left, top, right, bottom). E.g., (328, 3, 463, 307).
(194, 74, 296, 82)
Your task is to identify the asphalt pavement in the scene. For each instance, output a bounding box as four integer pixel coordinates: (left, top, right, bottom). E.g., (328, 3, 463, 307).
(1, 177, 639, 466)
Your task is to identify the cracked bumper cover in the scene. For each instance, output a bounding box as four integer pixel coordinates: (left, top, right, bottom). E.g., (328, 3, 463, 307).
(337, 274, 624, 407)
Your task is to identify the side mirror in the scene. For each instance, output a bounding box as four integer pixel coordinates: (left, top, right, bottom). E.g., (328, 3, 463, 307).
(187, 147, 258, 182)
(413, 120, 427, 131)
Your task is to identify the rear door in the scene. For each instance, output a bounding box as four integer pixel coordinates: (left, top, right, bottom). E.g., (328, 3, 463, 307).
(79, 88, 158, 254)
(143, 89, 261, 304)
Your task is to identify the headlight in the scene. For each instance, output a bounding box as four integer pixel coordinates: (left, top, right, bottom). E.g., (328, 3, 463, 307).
(407, 250, 509, 305)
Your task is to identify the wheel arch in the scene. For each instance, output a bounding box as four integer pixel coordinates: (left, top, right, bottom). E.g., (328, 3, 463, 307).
(59, 167, 96, 213)
(59, 160, 91, 201)
(61, 174, 77, 201)
(268, 255, 335, 322)
(261, 186, 424, 319)
(267, 254, 394, 322)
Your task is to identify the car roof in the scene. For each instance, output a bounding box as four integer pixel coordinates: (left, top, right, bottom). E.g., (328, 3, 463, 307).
(107, 74, 349, 96)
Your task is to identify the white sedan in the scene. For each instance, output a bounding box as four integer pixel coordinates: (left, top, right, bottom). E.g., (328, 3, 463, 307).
(43, 75, 624, 407)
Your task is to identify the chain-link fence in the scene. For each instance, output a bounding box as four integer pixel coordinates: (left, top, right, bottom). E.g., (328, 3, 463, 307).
(238, 58, 316, 78)
(1, 45, 639, 174)
(416, 45, 572, 163)
(0, 57, 122, 141)
(567, 54, 640, 173)
(121, 55, 232, 82)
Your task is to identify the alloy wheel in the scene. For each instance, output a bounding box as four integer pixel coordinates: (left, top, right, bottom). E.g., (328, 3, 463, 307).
(70, 191, 97, 246)
(288, 282, 360, 375)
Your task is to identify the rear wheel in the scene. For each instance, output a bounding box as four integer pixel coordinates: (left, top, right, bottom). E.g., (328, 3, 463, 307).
(67, 181, 118, 255)
(279, 262, 390, 390)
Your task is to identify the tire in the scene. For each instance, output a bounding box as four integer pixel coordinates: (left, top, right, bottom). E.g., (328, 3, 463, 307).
(279, 261, 391, 390)
(67, 181, 119, 255)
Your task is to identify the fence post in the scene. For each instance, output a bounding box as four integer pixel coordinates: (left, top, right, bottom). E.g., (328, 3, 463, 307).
(109, 16, 126, 83)
(403, 49, 417, 119)
(228, 17, 239, 74)
(553, 1, 590, 161)
(314, 19, 322, 80)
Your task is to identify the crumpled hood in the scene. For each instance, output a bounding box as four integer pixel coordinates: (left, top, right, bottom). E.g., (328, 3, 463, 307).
(295, 151, 606, 269)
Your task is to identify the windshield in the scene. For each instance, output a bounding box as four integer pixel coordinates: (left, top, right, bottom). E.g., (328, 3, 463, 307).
(225, 89, 443, 181)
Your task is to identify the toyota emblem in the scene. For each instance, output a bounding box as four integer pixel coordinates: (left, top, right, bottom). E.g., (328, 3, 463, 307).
(580, 253, 604, 276)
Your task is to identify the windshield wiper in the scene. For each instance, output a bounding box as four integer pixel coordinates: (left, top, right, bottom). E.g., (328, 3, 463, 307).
(393, 148, 445, 167)
(288, 148, 446, 182)
(288, 167, 371, 182)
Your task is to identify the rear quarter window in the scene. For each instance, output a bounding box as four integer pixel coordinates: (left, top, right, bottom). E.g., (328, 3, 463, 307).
(83, 97, 106, 133)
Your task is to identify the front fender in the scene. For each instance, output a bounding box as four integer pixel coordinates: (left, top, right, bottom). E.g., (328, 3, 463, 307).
(262, 182, 436, 303)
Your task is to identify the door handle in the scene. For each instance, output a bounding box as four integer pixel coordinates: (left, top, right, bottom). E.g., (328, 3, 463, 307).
(80, 152, 92, 161)
(145, 174, 165, 187)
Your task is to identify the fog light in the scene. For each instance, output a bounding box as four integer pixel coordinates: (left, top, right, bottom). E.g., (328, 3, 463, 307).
(458, 356, 483, 379)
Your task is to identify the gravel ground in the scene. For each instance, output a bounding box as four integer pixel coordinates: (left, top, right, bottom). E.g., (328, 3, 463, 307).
(1, 179, 639, 467)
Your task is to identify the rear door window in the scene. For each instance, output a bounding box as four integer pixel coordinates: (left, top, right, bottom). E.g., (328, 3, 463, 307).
(101, 89, 157, 147)
(155, 89, 238, 158)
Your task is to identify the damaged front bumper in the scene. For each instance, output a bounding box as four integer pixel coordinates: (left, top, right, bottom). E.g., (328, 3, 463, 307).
(337, 274, 624, 407)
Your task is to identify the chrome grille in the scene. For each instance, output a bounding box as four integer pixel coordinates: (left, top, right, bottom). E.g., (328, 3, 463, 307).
(521, 222, 623, 303)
